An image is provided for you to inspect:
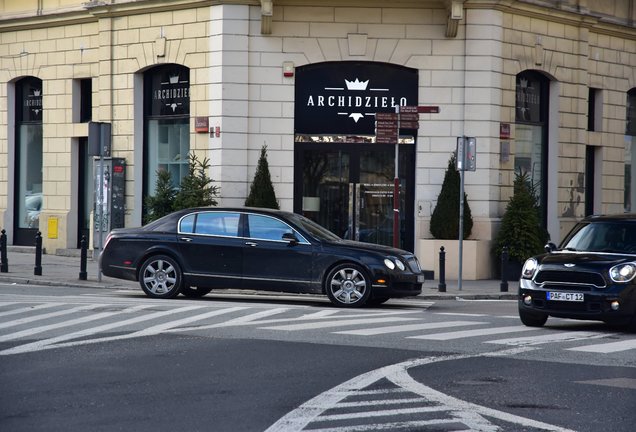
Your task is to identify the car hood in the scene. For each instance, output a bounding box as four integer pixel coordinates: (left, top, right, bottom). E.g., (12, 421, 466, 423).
(324, 239, 413, 257)
(537, 251, 636, 269)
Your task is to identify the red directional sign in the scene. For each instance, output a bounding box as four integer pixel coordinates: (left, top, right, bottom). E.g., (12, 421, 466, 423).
(399, 121, 419, 129)
(417, 105, 440, 113)
(375, 112, 398, 121)
(400, 106, 418, 114)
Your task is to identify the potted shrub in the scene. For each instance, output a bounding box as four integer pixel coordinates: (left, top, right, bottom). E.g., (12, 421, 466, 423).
(430, 152, 473, 239)
(494, 170, 548, 279)
(419, 153, 490, 280)
(245, 145, 279, 209)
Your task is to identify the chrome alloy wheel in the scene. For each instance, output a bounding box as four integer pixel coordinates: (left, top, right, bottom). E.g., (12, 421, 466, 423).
(327, 265, 370, 307)
(139, 255, 182, 298)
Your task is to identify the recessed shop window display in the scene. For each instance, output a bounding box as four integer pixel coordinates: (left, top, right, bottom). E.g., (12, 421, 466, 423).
(625, 89, 636, 212)
(144, 64, 190, 202)
(515, 71, 549, 224)
(14, 76, 43, 245)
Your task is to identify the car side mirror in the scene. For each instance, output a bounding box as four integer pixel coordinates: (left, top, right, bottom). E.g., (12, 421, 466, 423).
(282, 232, 299, 245)
(544, 242, 557, 253)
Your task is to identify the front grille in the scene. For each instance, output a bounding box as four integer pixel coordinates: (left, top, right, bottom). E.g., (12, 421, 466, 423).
(534, 270, 606, 288)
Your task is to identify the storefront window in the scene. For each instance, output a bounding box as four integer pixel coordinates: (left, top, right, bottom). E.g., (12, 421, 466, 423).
(515, 71, 549, 224)
(625, 89, 636, 212)
(15, 77, 43, 231)
(144, 64, 190, 201)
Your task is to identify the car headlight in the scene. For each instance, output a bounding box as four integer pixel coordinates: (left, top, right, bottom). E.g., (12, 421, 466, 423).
(609, 262, 636, 283)
(521, 258, 538, 279)
(383, 258, 405, 271)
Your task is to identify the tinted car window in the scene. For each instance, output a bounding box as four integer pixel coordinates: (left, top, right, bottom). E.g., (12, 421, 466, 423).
(180, 214, 195, 233)
(247, 214, 295, 241)
(562, 221, 636, 253)
(193, 212, 240, 236)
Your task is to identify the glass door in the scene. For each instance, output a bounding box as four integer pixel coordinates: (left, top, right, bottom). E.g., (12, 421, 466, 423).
(295, 143, 414, 250)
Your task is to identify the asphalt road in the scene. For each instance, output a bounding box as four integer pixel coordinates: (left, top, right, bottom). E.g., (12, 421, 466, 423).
(1, 284, 635, 432)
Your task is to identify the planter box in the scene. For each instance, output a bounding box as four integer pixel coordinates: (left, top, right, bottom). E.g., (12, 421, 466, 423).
(417, 239, 494, 280)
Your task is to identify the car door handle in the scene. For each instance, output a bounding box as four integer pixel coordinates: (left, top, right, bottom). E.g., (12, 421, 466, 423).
(179, 237, 193, 242)
(245, 242, 258, 247)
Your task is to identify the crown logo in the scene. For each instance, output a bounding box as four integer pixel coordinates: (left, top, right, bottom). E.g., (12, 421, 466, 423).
(519, 78, 528, 89)
(169, 73, 179, 84)
(33, 89, 41, 96)
(345, 78, 369, 91)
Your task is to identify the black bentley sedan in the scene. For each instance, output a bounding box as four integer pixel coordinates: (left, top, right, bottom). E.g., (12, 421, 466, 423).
(518, 213, 636, 330)
(100, 207, 424, 307)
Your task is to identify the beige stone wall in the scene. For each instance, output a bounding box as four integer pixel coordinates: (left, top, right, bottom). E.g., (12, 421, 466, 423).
(0, 0, 634, 260)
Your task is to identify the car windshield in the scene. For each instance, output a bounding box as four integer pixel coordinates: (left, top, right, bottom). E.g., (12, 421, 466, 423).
(287, 213, 341, 242)
(560, 221, 636, 253)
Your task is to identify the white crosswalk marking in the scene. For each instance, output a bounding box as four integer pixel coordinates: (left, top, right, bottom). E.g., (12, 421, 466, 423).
(0, 305, 149, 342)
(0, 303, 102, 329)
(410, 325, 536, 340)
(335, 321, 484, 336)
(486, 331, 608, 346)
(0, 305, 206, 355)
(260, 316, 419, 331)
(568, 338, 636, 353)
(0, 302, 63, 318)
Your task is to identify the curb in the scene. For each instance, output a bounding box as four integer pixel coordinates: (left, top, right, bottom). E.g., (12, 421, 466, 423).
(0, 275, 517, 301)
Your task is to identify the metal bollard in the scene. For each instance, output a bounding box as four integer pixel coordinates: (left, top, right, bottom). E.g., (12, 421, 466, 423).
(438, 246, 446, 292)
(500, 246, 509, 292)
(1, 229, 8, 273)
(34, 231, 42, 276)
(79, 235, 88, 280)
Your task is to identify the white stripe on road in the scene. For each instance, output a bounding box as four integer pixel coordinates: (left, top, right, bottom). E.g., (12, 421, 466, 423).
(0, 304, 103, 330)
(301, 419, 463, 432)
(265, 351, 574, 432)
(0, 305, 206, 355)
(3, 306, 250, 355)
(0, 306, 149, 342)
(261, 317, 420, 331)
(335, 321, 483, 336)
(410, 325, 536, 340)
(0, 303, 63, 318)
(171, 307, 290, 331)
(486, 331, 608, 346)
(317, 406, 448, 421)
(335, 397, 429, 408)
(567, 338, 636, 353)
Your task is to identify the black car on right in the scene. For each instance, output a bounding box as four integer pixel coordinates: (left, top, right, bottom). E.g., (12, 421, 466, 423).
(518, 213, 636, 331)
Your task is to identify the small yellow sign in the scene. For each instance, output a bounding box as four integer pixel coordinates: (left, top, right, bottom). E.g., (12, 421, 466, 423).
(48, 217, 58, 239)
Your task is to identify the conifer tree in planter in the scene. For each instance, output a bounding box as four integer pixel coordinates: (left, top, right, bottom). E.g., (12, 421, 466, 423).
(174, 152, 219, 209)
(494, 170, 548, 279)
(144, 169, 176, 223)
(245, 145, 279, 209)
(430, 152, 473, 239)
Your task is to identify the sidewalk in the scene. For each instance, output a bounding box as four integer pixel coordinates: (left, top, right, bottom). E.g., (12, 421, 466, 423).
(0, 247, 518, 300)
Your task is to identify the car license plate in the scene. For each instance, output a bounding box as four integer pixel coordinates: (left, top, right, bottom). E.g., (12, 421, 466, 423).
(547, 292, 584, 302)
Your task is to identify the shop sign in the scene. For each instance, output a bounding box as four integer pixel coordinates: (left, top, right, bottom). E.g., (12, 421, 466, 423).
(20, 77, 43, 122)
(147, 65, 190, 116)
(295, 61, 418, 135)
(516, 77, 541, 123)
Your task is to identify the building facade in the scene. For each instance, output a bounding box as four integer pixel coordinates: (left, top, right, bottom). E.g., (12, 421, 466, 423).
(1, 0, 635, 278)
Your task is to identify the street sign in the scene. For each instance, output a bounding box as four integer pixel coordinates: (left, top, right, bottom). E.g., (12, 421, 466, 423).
(375, 120, 398, 128)
(399, 121, 419, 129)
(376, 136, 396, 144)
(376, 112, 398, 121)
(417, 105, 440, 113)
(399, 113, 418, 120)
(400, 105, 418, 113)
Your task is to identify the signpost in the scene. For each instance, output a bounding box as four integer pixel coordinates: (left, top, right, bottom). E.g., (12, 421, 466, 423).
(88, 121, 112, 282)
(374, 105, 439, 248)
(456, 136, 477, 291)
